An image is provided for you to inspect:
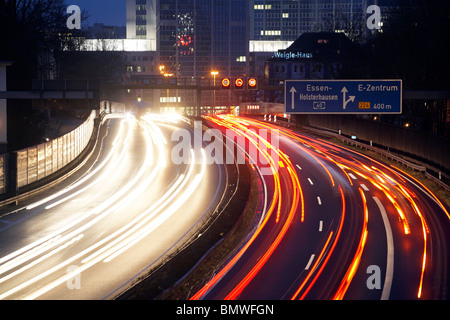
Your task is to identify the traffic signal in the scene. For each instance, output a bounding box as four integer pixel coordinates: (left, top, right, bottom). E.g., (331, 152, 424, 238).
(222, 78, 231, 90)
(235, 78, 244, 90)
(248, 78, 258, 90)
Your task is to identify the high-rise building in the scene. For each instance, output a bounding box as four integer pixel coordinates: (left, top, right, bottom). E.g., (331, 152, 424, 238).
(124, 0, 249, 113)
(155, 0, 251, 113)
(126, 0, 158, 43)
(250, 0, 376, 42)
(158, 0, 250, 79)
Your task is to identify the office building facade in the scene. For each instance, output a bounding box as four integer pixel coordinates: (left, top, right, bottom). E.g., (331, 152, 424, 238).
(126, 0, 250, 113)
(158, 0, 250, 79)
(250, 0, 376, 42)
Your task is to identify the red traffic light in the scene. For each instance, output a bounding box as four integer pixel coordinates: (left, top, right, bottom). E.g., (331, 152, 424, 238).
(222, 78, 231, 89)
(248, 78, 258, 90)
(235, 78, 244, 90)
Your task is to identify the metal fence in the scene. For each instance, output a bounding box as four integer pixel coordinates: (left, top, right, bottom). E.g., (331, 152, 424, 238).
(0, 154, 6, 194)
(15, 110, 96, 189)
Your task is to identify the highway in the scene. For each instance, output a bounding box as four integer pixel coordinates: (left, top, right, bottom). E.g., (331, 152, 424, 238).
(192, 116, 450, 300)
(0, 113, 227, 300)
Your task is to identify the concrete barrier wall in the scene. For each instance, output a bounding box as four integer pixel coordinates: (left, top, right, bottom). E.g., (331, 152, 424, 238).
(15, 110, 96, 189)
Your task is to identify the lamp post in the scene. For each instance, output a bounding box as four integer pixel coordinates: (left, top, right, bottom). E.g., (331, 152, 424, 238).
(160, 65, 176, 112)
(211, 71, 218, 115)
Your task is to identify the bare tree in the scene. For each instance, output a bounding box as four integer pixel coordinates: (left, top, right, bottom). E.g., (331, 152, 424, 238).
(0, 0, 88, 86)
(0, 0, 88, 150)
(313, 8, 366, 44)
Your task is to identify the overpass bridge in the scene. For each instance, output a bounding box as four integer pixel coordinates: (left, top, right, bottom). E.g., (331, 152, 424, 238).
(0, 80, 97, 100)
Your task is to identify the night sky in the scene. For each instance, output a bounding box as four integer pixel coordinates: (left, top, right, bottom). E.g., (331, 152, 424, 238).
(69, 0, 125, 26)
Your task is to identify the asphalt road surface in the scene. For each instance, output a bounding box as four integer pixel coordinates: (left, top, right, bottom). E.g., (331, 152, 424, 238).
(192, 116, 449, 300)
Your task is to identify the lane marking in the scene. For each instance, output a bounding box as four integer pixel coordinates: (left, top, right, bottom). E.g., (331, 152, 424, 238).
(319, 220, 323, 232)
(305, 254, 315, 270)
(373, 196, 394, 300)
(308, 178, 314, 185)
(317, 196, 322, 205)
(296, 164, 302, 170)
(360, 184, 369, 191)
(348, 173, 358, 180)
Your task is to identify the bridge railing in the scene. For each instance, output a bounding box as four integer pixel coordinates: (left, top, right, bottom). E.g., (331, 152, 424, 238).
(15, 110, 96, 190)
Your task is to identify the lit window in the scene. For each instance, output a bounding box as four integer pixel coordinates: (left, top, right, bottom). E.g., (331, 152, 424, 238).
(264, 30, 281, 36)
(283, 13, 289, 18)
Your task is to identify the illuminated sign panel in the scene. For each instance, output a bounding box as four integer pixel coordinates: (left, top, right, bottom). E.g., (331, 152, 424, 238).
(285, 80, 402, 114)
(248, 78, 258, 90)
(222, 78, 231, 90)
(235, 78, 244, 90)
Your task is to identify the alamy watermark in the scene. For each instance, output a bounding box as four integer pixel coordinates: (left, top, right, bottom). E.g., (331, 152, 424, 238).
(66, 4, 381, 31)
(66, 265, 81, 290)
(66, 5, 81, 30)
(367, 5, 382, 30)
(66, 4, 382, 31)
(366, 265, 381, 290)
(171, 121, 280, 176)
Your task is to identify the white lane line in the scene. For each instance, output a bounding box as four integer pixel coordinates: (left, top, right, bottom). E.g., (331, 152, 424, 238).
(319, 220, 323, 232)
(373, 196, 394, 300)
(305, 254, 315, 270)
(360, 184, 369, 191)
(317, 196, 322, 205)
(308, 178, 314, 185)
(296, 164, 302, 170)
(348, 173, 358, 180)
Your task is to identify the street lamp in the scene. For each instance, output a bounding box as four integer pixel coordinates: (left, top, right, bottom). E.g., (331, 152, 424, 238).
(211, 71, 219, 115)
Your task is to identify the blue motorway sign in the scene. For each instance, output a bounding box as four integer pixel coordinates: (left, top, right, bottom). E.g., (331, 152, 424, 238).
(285, 80, 402, 114)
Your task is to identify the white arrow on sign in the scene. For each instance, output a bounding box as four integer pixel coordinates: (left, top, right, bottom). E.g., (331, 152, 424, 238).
(341, 87, 355, 110)
(289, 87, 297, 110)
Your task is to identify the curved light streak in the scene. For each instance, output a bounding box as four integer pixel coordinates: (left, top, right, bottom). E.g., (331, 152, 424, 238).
(291, 185, 346, 300)
(0, 115, 209, 300)
(191, 116, 303, 300)
(332, 187, 369, 300)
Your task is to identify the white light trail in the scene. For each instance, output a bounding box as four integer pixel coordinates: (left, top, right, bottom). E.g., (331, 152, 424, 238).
(0, 115, 209, 300)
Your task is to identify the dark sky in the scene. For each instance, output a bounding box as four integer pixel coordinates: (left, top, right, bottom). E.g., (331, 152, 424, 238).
(69, 0, 126, 26)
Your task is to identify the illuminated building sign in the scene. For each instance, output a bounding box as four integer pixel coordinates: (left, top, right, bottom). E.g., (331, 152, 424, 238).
(274, 51, 313, 59)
